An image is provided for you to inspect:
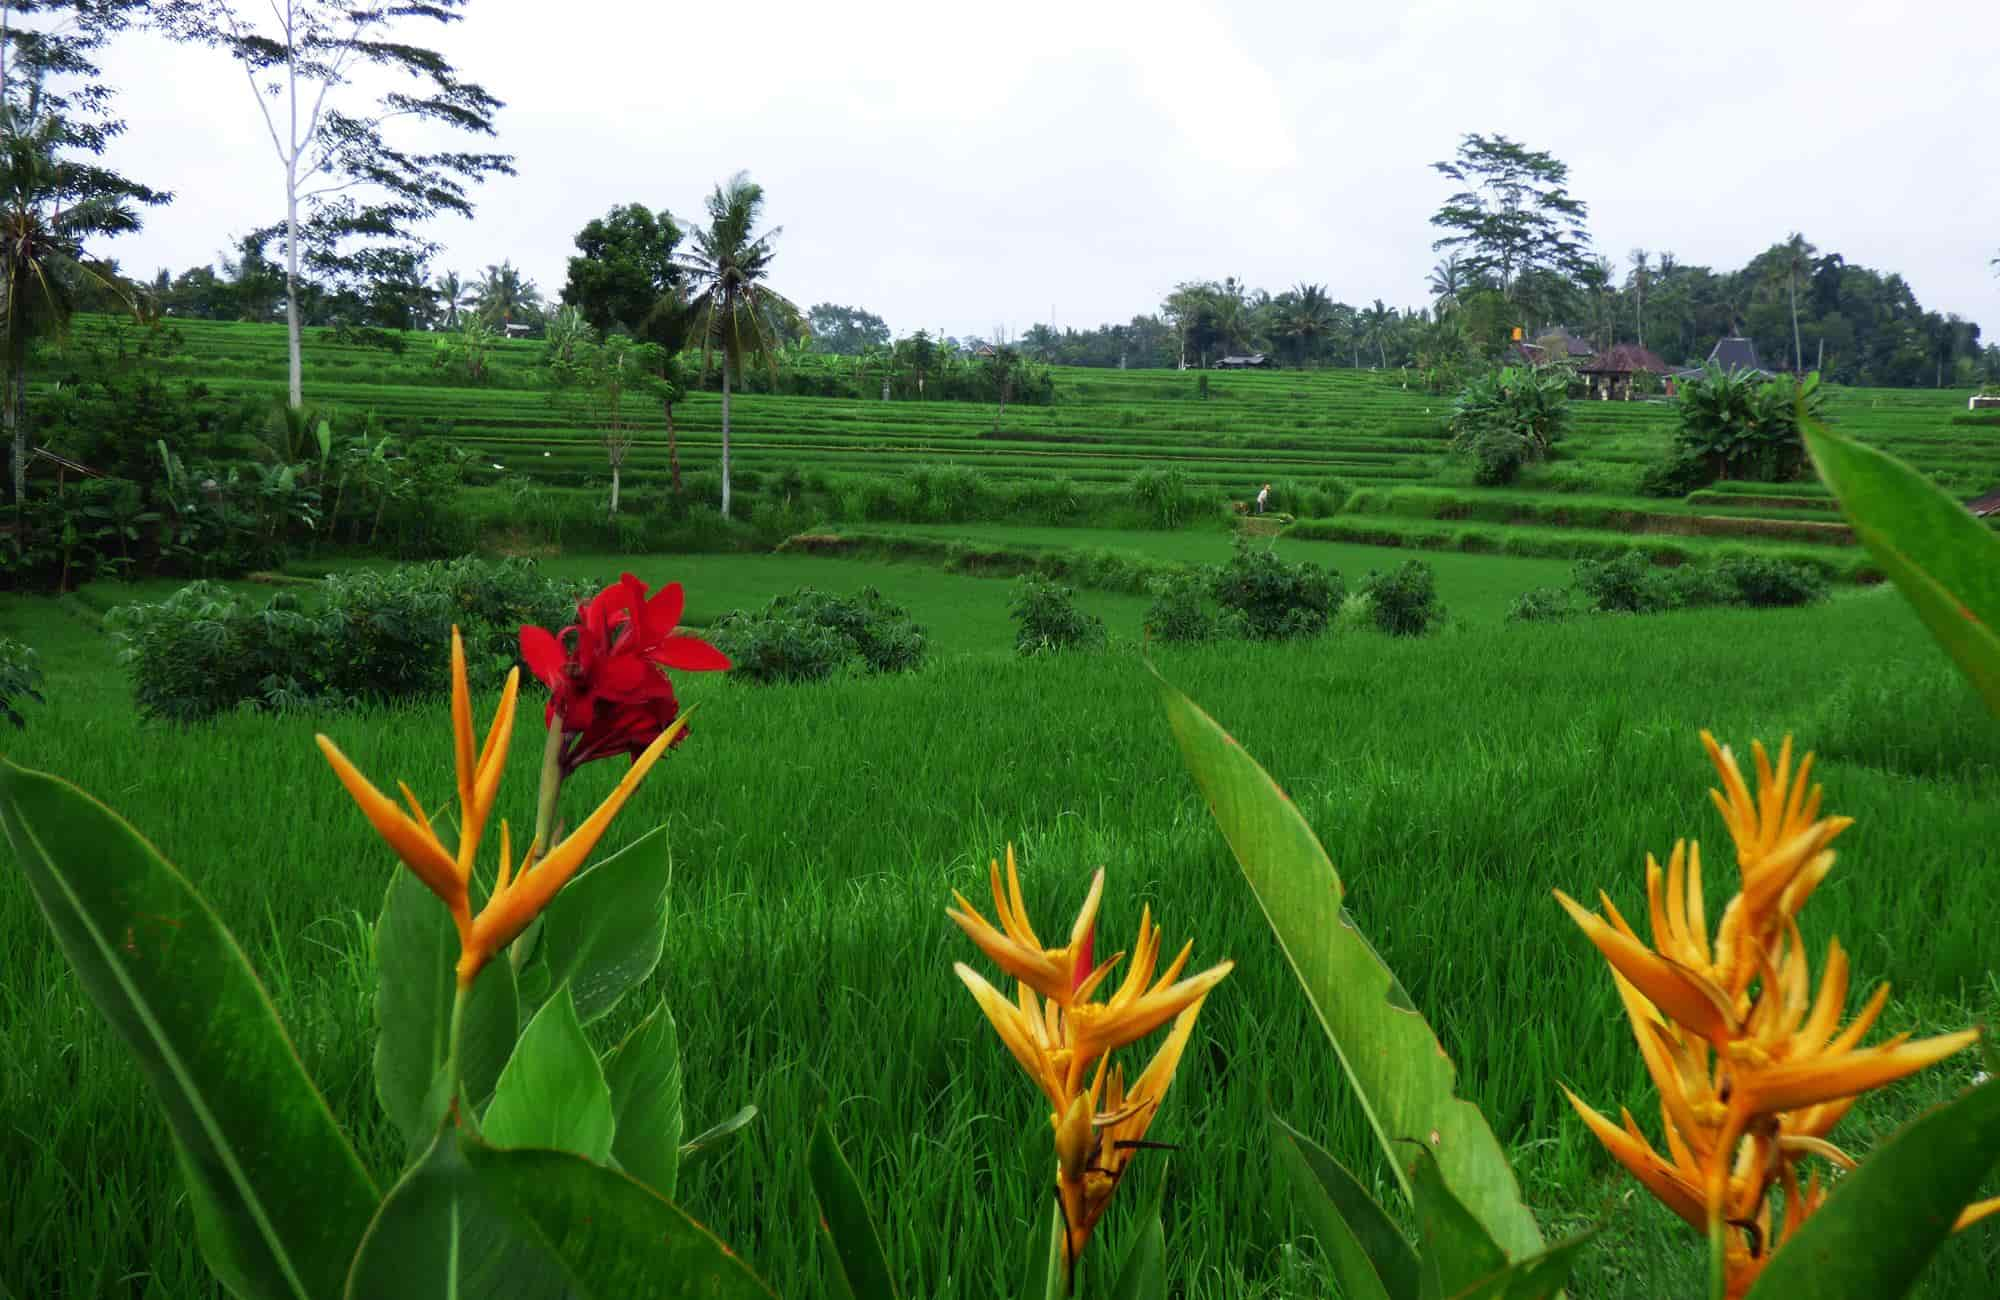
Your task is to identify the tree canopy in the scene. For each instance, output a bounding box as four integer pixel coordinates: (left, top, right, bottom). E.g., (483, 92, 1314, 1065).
(1430, 133, 1592, 299)
(561, 202, 683, 336)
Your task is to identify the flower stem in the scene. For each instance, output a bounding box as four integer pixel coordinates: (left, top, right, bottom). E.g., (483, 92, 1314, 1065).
(532, 718, 566, 856)
(445, 977, 481, 1138)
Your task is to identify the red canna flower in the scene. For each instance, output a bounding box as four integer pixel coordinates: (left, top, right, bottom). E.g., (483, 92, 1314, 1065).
(519, 574, 730, 774)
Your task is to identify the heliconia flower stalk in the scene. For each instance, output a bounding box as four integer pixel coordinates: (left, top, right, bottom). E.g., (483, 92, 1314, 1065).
(1555, 732, 1983, 1297)
(950, 845, 1232, 1278)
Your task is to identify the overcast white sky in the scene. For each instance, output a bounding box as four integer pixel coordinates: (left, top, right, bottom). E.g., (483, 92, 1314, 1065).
(87, 0, 2000, 347)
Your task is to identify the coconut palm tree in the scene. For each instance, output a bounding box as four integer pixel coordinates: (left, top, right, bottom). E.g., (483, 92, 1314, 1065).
(1283, 283, 1332, 367)
(1363, 299, 1394, 369)
(1775, 233, 1817, 373)
(0, 105, 148, 517)
(474, 260, 542, 327)
(1427, 255, 1468, 314)
(681, 171, 799, 518)
(434, 269, 469, 328)
(1627, 248, 1651, 349)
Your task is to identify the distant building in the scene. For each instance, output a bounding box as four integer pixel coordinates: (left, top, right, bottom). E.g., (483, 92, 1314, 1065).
(1578, 344, 1669, 401)
(1516, 326, 1597, 368)
(1669, 336, 1772, 387)
(1967, 487, 2000, 518)
(1214, 353, 1272, 369)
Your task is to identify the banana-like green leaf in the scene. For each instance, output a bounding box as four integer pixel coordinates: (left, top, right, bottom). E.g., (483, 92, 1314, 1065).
(810, 1112, 901, 1300)
(1406, 1145, 1506, 1300)
(483, 986, 614, 1162)
(1409, 1145, 1595, 1300)
(373, 866, 517, 1150)
(1273, 1116, 1418, 1300)
(1801, 410, 2000, 716)
(0, 757, 378, 1300)
(1158, 676, 1543, 1258)
(1105, 1171, 1167, 1300)
(462, 1142, 776, 1298)
(603, 997, 683, 1198)
(524, 824, 672, 1025)
(343, 1126, 567, 1300)
(1745, 1073, 2000, 1299)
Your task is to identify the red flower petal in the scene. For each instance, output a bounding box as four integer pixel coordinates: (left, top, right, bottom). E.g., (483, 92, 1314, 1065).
(640, 581, 686, 638)
(519, 625, 568, 688)
(656, 634, 731, 672)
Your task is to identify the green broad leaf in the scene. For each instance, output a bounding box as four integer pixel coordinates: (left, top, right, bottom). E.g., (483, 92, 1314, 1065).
(681, 1103, 760, 1163)
(1018, 1199, 1068, 1300)
(373, 866, 517, 1148)
(483, 986, 614, 1162)
(1105, 1212, 1164, 1300)
(527, 823, 672, 1025)
(462, 1141, 777, 1298)
(1157, 675, 1544, 1259)
(1273, 1116, 1418, 1300)
(342, 1125, 568, 1300)
(0, 757, 378, 1300)
(603, 998, 683, 1198)
(1801, 412, 2000, 716)
(1438, 1233, 1597, 1300)
(1744, 1073, 2000, 1300)
(809, 1113, 901, 1300)
(1405, 1145, 1507, 1300)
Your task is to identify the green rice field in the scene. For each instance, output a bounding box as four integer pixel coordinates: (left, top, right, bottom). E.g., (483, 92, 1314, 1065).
(5, 547, 1999, 1297)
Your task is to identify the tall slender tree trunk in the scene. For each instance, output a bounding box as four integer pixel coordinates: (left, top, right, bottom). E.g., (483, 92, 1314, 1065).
(1788, 272, 1802, 375)
(284, 56, 303, 409)
(664, 397, 681, 496)
(6, 360, 25, 520)
(608, 460, 621, 517)
(719, 357, 733, 518)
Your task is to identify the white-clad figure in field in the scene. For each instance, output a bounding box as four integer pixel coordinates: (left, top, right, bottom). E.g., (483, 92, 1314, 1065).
(1255, 483, 1271, 515)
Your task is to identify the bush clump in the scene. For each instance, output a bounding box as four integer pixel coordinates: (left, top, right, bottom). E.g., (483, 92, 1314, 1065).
(107, 557, 590, 723)
(1142, 570, 1216, 643)
(1011, 574, 1107, 655)
(708, 587, 927, 684)
(0, 637, 46, 728)
(1448, 366, 1572, 486)
(1210, 538, 1342, 639)
(1716, 555, 1830, 608)
(1359, 560, 1447, 636)
(1506, 586, 1576, 622)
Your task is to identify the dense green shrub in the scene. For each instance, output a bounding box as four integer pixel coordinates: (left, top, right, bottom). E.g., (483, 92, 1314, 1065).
(1716, 555, 1829, 607)
(0, 638, 45, 728)
(107, 557, 588, 722)
(1448, 366, 1571, 486)
(709, 587, 928, 684)
(1010, 575, 1106, 655)
(1571, 553, 1670, 614)
(1209, 538, 1342, 639)
(1359, 560, 1446, 636)
(1130, 467, 1195, 528)
(1641, 366, 1827, 496)
(1142, 570, 1216, 643)
(1506, 587, 1575, 622)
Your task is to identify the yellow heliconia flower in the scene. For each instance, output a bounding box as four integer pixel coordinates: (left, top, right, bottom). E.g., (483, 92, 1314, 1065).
(318, 626, 681, 985)
(951, 847, 1231, 1281)
(948, 846, 1105, 1007)
(1557, 733, 1984, 1295)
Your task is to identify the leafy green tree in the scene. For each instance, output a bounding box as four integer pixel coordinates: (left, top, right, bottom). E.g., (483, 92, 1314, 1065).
(806, 303, 890, 355)
(1363, 299, 1394, 369)
(547, 330, 663, 518)
(474, 260, 541, 327)
(895, 329, 936, 397)
(218, 231, 283, 321)
(1430, 133, 1592, 299)
(1427, 254, 1469, 313)
(1163, 281, 1223, 368)
(560, 203, 682, 335)
(1770, 232, 1816, 373)
(985, 344, 1019, 430)
(681, 170, 798, 518)
(160, 0, 514, 409)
